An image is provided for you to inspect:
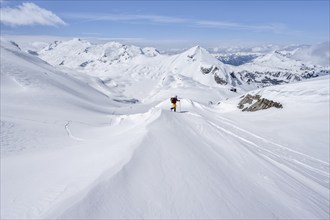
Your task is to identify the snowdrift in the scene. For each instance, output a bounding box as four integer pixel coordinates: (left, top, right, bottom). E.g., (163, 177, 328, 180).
(1, 38, 329, 219)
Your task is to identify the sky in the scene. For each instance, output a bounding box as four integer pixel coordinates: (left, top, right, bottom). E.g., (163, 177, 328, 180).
(0, 0, 329, 49)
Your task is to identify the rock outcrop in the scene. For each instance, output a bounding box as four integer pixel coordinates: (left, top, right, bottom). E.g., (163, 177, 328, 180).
(238, 94, 283, 112)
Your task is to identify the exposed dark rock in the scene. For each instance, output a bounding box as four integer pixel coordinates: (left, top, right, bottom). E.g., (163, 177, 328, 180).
(244, 98, 283, 111)
(201, 65, 219, 75)
(45, 41, 61, 51)
(214, 74, 227, 85)
(238, 94, 282, 111)
(261, 77, 286, 85)
(10, 41, 21, 50)
(230, 72, 237, 79)
(231, 69, 324, 88)
(113, 98, 139, 104)
(28, 50, 38, 56)
(80, 61, 93, 67)
(201, 66, 213, 74)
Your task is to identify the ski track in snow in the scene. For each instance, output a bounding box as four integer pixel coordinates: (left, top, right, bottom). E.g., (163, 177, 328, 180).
(64, 121, 84, 141)
(196, 108, 330, 189)
(174, 107, 330, 216)
(208, 119, 329, 188)
(168, 104, 329, 209)
(55, 106, 329, 219)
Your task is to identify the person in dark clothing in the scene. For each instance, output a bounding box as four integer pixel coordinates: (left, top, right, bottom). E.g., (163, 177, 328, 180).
(170, 96, 180, 112)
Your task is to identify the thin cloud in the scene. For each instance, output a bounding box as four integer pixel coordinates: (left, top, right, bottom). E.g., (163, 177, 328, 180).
(195, 20, 288, 33)
(65, 12, 291, 34)
(0, 2, 66, 26)
(65, 13, 187, 24)
(195, 20, 242, 28)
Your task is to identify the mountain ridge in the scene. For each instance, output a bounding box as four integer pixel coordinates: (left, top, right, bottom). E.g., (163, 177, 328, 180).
(3, 37, 329, 93)
(35, 38, 329, 90)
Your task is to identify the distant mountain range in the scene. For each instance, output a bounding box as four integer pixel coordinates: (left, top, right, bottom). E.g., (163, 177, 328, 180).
(212, 42, 329, 67)
(5, 37, 328, 91)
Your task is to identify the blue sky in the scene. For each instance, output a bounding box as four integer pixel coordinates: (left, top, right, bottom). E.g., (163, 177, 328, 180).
(1, 0, 329, 48)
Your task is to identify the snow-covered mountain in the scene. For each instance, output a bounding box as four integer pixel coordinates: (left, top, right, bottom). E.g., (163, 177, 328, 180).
(164, 45, 233, 86)
(228, 50, 329, 87)
(36, 39, 329, 91)
(39, 38, 159, 68)
(1, 37, 329, 219)
(210, 42, 329, 67)
(37, 40, 240, 95)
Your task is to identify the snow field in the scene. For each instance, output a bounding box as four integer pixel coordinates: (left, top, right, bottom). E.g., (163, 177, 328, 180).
(57, 100, 329, 219)
(1, 38, 329, 219)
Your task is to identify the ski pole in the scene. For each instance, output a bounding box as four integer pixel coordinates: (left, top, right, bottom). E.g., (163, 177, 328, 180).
(179, 100, 181, 113)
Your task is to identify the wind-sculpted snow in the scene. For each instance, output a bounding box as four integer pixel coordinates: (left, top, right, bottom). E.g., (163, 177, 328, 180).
(1, 37, 329, 219)
(48, 96, 329, 219)
(2, 92, 330, 219)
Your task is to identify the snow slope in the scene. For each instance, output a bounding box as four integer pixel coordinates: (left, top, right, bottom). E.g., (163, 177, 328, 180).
(55, 87, 329, 219)
(1, 38, 329, 219)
